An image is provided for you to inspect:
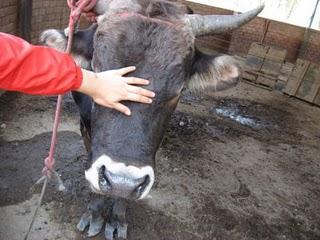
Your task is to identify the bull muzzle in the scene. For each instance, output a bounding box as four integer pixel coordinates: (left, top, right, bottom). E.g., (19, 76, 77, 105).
(85, 155, 155, 200)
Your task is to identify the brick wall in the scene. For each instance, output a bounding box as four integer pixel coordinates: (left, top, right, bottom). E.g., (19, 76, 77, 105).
(0, 0, 69, 43)
(1, 0, 319, 63)
(299, 30, 320, 62)
(228, 18, 307, 62)
(263, 21, 305, 61)
(31, 0, 69, 43)
(185, 1, 320, 63)
(0, 0, 18, 34)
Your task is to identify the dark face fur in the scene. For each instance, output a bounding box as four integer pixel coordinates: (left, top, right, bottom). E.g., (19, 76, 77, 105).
(86, 1, 195, 199)
(40, 0, 256, 200)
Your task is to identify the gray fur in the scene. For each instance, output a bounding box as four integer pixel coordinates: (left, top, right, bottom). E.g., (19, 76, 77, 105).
(187, 55, 240, 92)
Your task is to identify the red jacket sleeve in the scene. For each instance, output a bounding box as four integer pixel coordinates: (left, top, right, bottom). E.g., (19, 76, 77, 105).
(0, 32, 83, 95)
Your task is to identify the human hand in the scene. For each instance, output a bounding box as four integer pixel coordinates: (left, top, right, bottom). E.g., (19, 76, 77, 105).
(77, 66, 155, 115)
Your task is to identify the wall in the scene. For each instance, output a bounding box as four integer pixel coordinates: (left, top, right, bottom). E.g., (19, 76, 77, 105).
(186, 1, 232, 54)
(228, 18, 303, 62)
(0, 0, 18, 34)
(298, 30, 320, 62)
(185, 1, 320, 63)
(31, 0, 69, 43)
(1, 0, 319, 63)
(0, 0, 69, 43)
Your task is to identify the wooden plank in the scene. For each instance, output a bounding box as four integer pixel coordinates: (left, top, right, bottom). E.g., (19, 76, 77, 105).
(18, 0, 33, 41)
(261, 59, 282, 76)
(274, 80, 287, 91)
(248, 42, 269, 58)
(245, 55, 264, 71)
(242, 71, 257, 82)
(242, 79, 272, 90)
(256, 76, 276, 88)
(233, 56, 247, 69)
(283, 59, 310, 96)
(308, 63, 320, 103)
(283, 77, 303, 95)
(279, 74, 290, 82)
(280, 62, 294, 75)
(279, 62, 294, 82)
(248, 70, 278, 80)
(296, 63, 320, 103)
(265, 46, 287, 62)
(314, 90, 320, 106)
(291, 59, 310, 79)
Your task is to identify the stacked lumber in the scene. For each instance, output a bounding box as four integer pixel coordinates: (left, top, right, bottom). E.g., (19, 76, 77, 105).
(277, 62, 295, 90)
(242, 43, 289, 90)
(240, 43, 320, 107)
(283, 59, 320, 106)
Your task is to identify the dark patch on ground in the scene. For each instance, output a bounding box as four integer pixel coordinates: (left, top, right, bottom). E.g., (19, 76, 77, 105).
(211, 98, 302, 143)
(165, 95, 305, 150)
(0, 131, 88, 206)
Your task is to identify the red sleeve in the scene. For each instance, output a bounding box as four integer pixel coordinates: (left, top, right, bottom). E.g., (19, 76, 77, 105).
(0, 32, 83, 95)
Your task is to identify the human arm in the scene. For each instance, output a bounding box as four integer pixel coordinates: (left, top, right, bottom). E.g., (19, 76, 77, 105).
(0, 33, 155, 115)
(0, 32, 83, 95)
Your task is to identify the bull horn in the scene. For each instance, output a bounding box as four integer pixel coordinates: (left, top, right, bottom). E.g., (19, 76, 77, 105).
(184, 4, 265, 37)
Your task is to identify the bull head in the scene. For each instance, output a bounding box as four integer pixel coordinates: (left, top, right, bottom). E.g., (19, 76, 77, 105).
(40, 0, 264, 200)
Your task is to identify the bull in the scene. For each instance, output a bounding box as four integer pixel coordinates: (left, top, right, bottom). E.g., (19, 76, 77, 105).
(40, 0, 264, 239)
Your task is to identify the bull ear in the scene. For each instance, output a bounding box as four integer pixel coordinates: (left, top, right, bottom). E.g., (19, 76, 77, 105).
(186, 51, 240, 92)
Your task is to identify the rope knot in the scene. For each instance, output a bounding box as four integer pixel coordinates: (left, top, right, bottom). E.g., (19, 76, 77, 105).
(67, 0, 98, 22)
(42, 156, 56, 177)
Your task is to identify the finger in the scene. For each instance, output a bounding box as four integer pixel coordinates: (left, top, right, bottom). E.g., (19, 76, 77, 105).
(126, 93, 153, 104)
(116, 66, 136, 76)
(126, 85, 155, 98)
(113, 103, 131, 116)
(83, 1, 97, 12)
(125, 77, 150, 85)
(67, 0, 75, 8)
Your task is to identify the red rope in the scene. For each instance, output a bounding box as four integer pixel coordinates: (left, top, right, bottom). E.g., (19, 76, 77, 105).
(23, 2, 99, 239)
(68, 0, 98, 22)
(42, 0, 97, 177)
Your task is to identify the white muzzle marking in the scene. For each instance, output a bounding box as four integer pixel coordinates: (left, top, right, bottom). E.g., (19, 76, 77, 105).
(85, 154, 155, 199)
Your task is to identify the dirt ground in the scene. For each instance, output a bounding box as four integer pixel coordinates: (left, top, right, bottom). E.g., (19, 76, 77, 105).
(1, 81, 320, 240)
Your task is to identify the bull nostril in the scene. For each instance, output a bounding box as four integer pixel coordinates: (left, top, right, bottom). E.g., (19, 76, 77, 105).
(99, 165, 111, 190)
(133, 175, 150, 199)
(96, 163, 152, 199)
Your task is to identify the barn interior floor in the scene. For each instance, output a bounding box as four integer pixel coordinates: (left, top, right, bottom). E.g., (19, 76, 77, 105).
(1, 81, 320, 240)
